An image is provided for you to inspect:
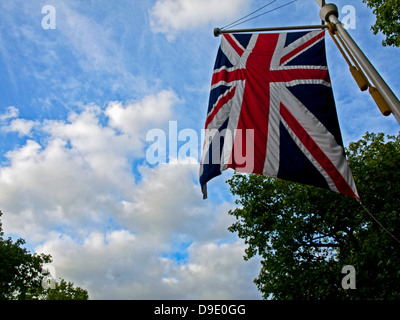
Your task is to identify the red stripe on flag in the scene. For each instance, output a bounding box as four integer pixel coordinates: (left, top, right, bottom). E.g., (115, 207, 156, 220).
(229, 34, 280, 174)
(204, 86, 236, 129)
(270, 68, 330, 84)
(280, 103, 357, 198)
(211, 69, 244, 86)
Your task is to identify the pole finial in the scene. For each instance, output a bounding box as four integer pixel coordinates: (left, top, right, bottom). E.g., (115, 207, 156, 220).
(319, 3, 339, 22)
(214, 28, 222, 37)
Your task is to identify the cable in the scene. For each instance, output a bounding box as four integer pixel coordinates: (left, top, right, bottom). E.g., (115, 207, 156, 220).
(357, 199, 400, 246)
(221, 0, 277, 30)
(222, 0, 298, 30)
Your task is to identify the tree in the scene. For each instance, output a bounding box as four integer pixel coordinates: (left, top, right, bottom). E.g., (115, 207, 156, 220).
(362, 0, 400, 47)
(0, 210, 51, 300)
(0, 210, 88, 300)
(227, 132, 400, 299)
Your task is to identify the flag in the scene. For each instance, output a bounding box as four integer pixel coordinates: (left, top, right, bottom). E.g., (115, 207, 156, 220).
(199, 30, 358, 199)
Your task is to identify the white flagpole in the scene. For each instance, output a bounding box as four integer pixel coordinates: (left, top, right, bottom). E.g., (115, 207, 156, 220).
(214, 25, 328, 37)
(316, 1, 400, 124)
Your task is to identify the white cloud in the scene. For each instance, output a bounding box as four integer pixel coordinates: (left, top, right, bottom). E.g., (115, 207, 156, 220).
(164, 241, 261, 299)
(150, 0, 249, 39)
(0, 91, 178, 239)
(29, 159, 261, 299)
(35, 230, 261, 300)
(0, 136, 110, 237)
(3, 118, 37, 136)
(0, 106, 19, 121)
(116, 159, 237, 243)
(1, 106, 36, 136)
(0, 91, 261, 299)
(105, 90, 179, 136)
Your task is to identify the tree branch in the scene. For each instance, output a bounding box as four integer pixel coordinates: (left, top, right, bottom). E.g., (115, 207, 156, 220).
(303, 242, 340, 248)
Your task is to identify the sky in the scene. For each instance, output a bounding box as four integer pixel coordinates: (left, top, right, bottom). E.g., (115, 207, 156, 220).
(0, 0, 399, 300)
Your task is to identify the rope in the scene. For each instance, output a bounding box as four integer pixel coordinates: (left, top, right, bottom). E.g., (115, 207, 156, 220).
(327, 22, 391, 115)
(357, 199, 400, 245)
(327, 22, 370, 92)
(221, 0, 298, 30)
(327, 23, 353, 68)
(221, 0, 277, 30)
(330, 24, 370, 86)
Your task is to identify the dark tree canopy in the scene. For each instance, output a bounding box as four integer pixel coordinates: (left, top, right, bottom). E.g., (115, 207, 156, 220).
(227, 132, 400, 299)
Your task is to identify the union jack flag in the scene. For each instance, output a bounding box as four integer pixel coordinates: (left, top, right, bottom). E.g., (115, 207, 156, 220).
(200, 30, 358, 199)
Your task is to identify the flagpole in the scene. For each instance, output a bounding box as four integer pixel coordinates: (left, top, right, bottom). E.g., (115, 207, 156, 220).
(317, 1, 400, 124)
(214, 25, 328, 37)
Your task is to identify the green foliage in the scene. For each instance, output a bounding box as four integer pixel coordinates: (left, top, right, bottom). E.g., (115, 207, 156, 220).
(0, 210, 52, 300)
(362, 0, 400, 47)
(227, 132, 400, 299)
(0, 210, 88, 300)
(42, 279, 89, 300)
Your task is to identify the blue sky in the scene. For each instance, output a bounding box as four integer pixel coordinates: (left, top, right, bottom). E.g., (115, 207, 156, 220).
(0, 0, 398, 299)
